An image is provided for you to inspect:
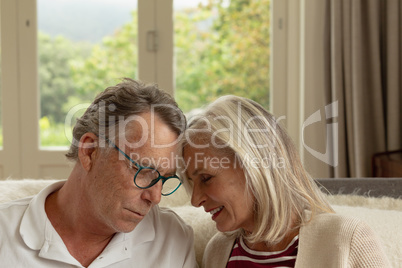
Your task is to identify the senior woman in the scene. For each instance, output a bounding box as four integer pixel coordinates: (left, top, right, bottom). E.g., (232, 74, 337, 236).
(180, 95, 389, 267)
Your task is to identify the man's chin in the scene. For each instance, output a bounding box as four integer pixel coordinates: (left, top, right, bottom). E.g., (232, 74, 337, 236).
(114, 221, 140, 233)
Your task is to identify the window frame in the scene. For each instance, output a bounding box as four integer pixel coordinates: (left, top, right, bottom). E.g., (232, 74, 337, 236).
(1, 0, 301, 179)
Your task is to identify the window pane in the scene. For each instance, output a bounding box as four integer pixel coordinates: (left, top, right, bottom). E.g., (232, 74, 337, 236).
(174, 0, 270, 113)
(38, 0, 138, 147)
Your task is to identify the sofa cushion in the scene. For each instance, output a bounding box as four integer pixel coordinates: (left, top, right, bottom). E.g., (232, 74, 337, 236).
(1, 179, 401, 266)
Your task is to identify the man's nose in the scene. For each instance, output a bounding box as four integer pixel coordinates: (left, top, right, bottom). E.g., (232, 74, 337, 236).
(141, 180, 162, 205)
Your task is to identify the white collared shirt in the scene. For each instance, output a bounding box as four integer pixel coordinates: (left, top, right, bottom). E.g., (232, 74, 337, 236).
(0, 181, 197, 268)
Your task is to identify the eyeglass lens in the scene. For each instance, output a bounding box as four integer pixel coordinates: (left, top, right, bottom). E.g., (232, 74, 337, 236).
(135, 168, 181, 195)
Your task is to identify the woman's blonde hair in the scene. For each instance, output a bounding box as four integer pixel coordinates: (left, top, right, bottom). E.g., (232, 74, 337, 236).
(181, 95, 333, 245)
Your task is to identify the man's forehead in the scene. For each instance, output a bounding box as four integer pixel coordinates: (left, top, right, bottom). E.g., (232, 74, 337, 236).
(123, 147, 179, 172)
(120, 116, 179, 148)
(121, 115, 154, 143)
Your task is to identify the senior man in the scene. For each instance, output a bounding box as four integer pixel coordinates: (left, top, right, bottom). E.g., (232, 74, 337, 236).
(0, 78, 196, 267)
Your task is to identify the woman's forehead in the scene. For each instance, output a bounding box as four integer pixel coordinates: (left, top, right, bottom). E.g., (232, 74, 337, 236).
(183, 146, 236, 170)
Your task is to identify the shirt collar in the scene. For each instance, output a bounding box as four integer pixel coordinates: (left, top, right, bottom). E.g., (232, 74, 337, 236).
(20, 180, 66, 250)
(19, 180, 157, 267)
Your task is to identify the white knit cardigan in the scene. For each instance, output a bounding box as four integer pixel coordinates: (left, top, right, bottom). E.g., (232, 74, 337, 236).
(202, 210, 390, 268)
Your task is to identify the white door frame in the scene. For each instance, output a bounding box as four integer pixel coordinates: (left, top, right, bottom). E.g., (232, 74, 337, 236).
(138, 0, 173, 96)
(0, 0, 21, 178)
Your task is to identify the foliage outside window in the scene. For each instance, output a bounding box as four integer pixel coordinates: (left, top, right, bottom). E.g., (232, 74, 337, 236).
(175, 0, 270, 112)
(39, 0, 270, 147)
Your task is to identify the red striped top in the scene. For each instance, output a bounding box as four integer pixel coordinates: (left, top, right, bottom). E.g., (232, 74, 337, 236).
(227, 235, 299, 268)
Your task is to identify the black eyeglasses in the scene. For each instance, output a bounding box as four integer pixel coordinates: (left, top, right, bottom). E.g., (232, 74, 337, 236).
(105, 139, 182, 196)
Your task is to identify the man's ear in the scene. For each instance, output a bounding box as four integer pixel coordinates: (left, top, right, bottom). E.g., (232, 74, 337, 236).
(78, 133, 99, 171)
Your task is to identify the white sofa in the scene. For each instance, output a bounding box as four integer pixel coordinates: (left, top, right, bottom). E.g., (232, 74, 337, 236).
(1, 179, 401, 267)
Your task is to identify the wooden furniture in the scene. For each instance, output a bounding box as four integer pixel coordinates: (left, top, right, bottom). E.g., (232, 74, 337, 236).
(372, 149, 402, 177)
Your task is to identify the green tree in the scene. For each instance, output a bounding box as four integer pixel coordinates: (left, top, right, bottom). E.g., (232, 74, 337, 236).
(38, 3, 269, 145)
(174, 6, 215, 112)
(38, 32, 91, 123)
(39, 12, 138, 146)
(70, 11, 138, 103)
(175, 0, 270, 112)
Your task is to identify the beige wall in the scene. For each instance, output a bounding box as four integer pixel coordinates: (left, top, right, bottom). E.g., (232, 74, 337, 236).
(272, 0, 331, 178)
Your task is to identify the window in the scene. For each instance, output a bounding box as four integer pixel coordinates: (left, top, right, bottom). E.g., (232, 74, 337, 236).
(38, 0, 138, 147)
(0, 0, 275, 179)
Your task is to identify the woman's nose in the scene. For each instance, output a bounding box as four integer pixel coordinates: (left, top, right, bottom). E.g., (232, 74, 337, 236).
(191, 183, 206, 207)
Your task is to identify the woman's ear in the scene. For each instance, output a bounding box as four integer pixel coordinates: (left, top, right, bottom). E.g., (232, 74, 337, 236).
(78, 133, 99, 171)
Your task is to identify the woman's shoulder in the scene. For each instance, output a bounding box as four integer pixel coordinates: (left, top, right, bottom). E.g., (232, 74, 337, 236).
(299, 210, 390, 267)
(303, 210, 363, 232)
(300, 210, 377, 249)
(208, 232, 235, 246)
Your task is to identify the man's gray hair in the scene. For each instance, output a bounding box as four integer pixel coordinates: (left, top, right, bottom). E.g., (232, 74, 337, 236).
(66, 78, 186, 161)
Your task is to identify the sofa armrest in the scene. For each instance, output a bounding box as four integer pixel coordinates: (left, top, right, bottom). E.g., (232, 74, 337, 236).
(316, 177, 402, 198)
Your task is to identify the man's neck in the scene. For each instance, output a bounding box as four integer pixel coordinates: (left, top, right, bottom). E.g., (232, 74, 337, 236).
(45, 179, 114, 267)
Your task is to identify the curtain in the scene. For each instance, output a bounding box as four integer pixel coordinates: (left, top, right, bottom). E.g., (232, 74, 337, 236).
(324, 0, 402, 177)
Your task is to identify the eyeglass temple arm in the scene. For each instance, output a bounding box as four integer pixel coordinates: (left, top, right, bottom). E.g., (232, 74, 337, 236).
(103, 137, 141, 168)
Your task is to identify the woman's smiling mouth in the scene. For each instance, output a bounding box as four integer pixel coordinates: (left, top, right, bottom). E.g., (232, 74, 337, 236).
(208, 206, 223, 220)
